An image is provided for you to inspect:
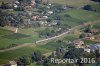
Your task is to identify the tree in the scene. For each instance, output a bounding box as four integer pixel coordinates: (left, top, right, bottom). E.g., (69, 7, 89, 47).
(35, 0, 42, 4)
(83, 5, 93, 11)
(91, 0, 100, 2)
(32, 51, 43, 62)
(79, 34, 85, 38)
(95, 50, 100, 59)
(32, 51, 43, 65)
(17, 56, 31, 66)
(64, 48, 84, 59)
(0, 2, 9, 9)
(84, 24, 92, 33)
(0, 10, 7, 27)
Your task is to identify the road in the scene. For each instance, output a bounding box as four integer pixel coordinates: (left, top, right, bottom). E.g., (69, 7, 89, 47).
(0, 20, 100, 52)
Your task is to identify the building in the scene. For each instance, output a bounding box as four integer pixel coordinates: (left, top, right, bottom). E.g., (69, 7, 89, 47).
(5, 61, 17, 66)
(73, 39, 84, 48)
(25, 5, 33, 11)
(89, 44, 100, 53)
(32, 16, 39, 20)
(90, 29, 99, 33)
(9, 61, 17, 66)
(47, 11, 53, 14)
(85, 33, 95, 40)
(84, 45, 91, 53)
(31, 0, 36, 6)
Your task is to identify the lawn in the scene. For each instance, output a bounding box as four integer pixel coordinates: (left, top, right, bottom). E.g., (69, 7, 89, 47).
(91, 3, 100, 12)
(0, 0, 14, 3)
(0, 40, 68, 64)
(62, 9, 100, 22)
(0, 27, 40, 49)
(93, 22, 100, 29)
(63, 34, 79, 41)
(49, 0, 96, 7)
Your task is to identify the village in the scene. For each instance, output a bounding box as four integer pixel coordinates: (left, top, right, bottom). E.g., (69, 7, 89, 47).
(0, 0, 100, 66)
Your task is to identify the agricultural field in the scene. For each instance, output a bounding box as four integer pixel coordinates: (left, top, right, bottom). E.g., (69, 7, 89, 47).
(93, 22, 100, 29)
(0, 27, 40, 49)
(0, 0, 14, 3)
(0, 0, 100, 65)
(61, 9, 100, 22)
(0, 40, 69, 64)
(49, 0, 97, 7)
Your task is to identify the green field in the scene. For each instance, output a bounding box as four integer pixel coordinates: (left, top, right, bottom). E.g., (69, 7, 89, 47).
(61, 9, 100, 22)
(0, 27, 40, 49)
(93, 22, 100, 29)
(0, 40, 69, 64)
(50, 0, 97, 7)
(0, 0, 100, 65)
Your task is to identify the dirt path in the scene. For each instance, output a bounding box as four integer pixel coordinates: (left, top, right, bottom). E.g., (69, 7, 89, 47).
(0, 20, 100, 53)
(0, 28, 74, 53)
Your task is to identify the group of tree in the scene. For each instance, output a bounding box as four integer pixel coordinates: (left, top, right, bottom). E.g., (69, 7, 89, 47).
(16, 43, 100, 66)
(91, 0, 100, 2)
(0, 9, 24, 27)
(83, 5, 94, 11)
(0, 2, 12, 9)
(18, 0, 32, 4)
(39, 28, 56, 37)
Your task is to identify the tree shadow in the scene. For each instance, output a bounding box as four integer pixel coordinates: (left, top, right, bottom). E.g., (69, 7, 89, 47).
(2, 33, 30, 39)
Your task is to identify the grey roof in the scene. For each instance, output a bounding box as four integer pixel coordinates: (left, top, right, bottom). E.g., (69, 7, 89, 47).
(89, 43, 100, 50)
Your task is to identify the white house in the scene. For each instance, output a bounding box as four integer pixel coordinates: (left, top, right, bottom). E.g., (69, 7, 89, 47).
(9, 61, 17, 66)
(47, 11, 53, 14)
(84, 48, 91, 53)
(14, 4, 18, 8)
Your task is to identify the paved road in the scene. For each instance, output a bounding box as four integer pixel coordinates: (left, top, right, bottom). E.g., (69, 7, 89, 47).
(0, 20, 100, 53)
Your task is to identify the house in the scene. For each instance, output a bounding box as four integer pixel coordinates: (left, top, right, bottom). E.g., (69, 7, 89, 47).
(9, 61, 17, 66)
(48, 20, 58, 26)
(43, 16, 48, 19)
(90, 29, 99, 33)
(13, 4, 18, 8)
(31, 0, 36, 6)
(25, 5, 33, 11)
(85, 33, 95, 40)
(47, 11, 53, 14)
(5, 61, 17, 66)
(89, 44, 100, 53)
(23, 18, 31, 26)
(84, 45, 91, 53)
(32, 16, 39, 20)
(14, 0, 20, 4)
(39, 21, 47, 26)
(84, 48, 91, 53)
(73, 39, 84, 48)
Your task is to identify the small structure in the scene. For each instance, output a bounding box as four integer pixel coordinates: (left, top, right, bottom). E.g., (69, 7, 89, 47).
(14, 0, 20, 4)
(9, 61, 17, 66)
(90, 29, 99, 33)
(84, 45, 91, 53)
(31, 0, 36, 6)
(47, 11, 53, 14)
(13, 4, 18, 8)
(25, 5, 33, 11)
(85, 33, 94, 40)
(32, 16, 39, 20)
(14, 28, 18, 33)
(73, 39, 84, 48)
(7, 61, 17, 66)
